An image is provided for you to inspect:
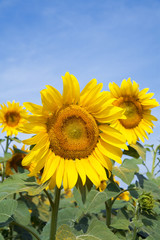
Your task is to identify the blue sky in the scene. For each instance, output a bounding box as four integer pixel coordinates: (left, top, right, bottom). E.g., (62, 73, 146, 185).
(0, 0, 160, 149)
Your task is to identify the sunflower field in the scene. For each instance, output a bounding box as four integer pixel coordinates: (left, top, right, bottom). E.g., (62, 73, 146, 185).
(0, 72, 160, 240)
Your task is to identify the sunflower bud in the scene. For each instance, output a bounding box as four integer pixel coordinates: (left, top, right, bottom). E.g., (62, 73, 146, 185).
(138, 192, 154, 214)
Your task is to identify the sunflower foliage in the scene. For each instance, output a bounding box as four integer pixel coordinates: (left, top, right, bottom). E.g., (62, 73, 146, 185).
(0, 74, 160, 240)
(0, 139, 160, 239)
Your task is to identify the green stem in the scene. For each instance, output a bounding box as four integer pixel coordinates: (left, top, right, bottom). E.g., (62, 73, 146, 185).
(132, 227, 137, 240)
(50, 186, 61, 240)
(11, 222, 41, 240)
(132, 202, 139, 240)
(1, 163, 5, 182)
(5, 136, 9, 154)
(105, 199, 112, 227)
(44, 189, 54, 208)
(151, 145, 159, 176)
(1, 137, 10, 182)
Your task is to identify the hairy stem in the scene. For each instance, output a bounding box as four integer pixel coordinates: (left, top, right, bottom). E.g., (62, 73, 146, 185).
(50, 186, 61, 240)
(105, 199, 112, 227)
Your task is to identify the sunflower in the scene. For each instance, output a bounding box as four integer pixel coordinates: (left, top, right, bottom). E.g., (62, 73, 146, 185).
(109, 78, 159, 144)
(6, 145, 29, 176)
(117, 191, 130, 201)
(0, 101, 28, 136)
(20, 72, 128, 190)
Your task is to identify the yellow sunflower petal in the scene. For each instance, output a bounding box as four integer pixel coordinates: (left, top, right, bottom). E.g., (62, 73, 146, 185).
(88, 155, 107, 180)
(41, 154, 60, 183)
(75, 159, 86, 185)
(81, 159, 100, 187)
(97, 140, 122, 164)
(56, 158, 64, 188)
(62, 72, 80, 105)
(23, 102, 43, 115)
(66, 160, 78, 189)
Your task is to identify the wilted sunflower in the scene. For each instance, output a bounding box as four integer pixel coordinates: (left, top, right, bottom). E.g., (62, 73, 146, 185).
(0, 101, 28, 136)
(6, 145, 29, 176)
(109, 78, 159, 144)
(20, 72, 128, 190)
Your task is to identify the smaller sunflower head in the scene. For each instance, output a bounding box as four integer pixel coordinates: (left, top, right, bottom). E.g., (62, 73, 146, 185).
(109, 78, 159, 144)
(138, 192, 155, 215)
(117, 191, 130, 201)
(0, 101, 28, 136)
(6, 145, 29, 176)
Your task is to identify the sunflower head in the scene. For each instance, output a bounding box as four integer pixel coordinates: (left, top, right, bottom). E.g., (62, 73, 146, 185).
(20, 72, 127, 190)
(6, 145, 29, 176)
(109, 78, 159, 144)
(117, 191, 130, 201)
(0, 101, 28, 136)
(138, 192, 155, 215)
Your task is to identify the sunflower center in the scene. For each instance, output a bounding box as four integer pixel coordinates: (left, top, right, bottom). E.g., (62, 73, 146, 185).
(47, 105, 99, 159)
(5, 111, 20, 127)
(114, 97, 143, 128)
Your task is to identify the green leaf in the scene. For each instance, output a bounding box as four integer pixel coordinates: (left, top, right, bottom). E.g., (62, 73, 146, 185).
(13, 146, 28, 154)
(123, 145, 140, 158)
(73, 187, 84, 210)
(111, 218, 130, 230)
(41, 222, 50, 240)
(9, 137, 21, 143)
(0, 199, 17, 223)
(143, 178, 160, 200)
(0, 173, 48, 200)
(77, 219, 119, 240)
(113, 158, 139, 185)
(13, 200, 30, 225)
(112, 199, 128, 209)
(56, 225, 76, 240)
(0, 233, 4, 240)
(105, 183, 121, 200)
(114, 232, 126, 240)
(132, 218, 144, 228)
(58, 207, 82, 227)
(0, 153, 12, 163)
(4, 152, 12, 160)
(130, 142, 146, 160)
(84, 190, 107, 214)
(0, 139, 5, 144)
(140, 215, 160, 240)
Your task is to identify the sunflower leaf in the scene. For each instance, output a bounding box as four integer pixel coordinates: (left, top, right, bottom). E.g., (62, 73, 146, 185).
(130, 142, 146, 160)
(76, 219, 119, 240)
(0, 233, 4, 240)
(84, 190, 107, 214)
(0, 199, 18, 223)
(13, 200, 30, 225)
(56, 225, 76, 240)
(0, 173, 45, 200)
(112, 159, 139, 185)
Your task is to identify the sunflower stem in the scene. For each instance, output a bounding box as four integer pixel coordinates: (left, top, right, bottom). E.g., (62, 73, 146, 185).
(132, 202, 139, 240)
(5, 136, 9, 153)
(1, 136, 10, 182)
(105, 199, 112, 227)
(44, 189, 54, 208)
(151, 145, 159, 176)
(50, 186, 61, 240)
